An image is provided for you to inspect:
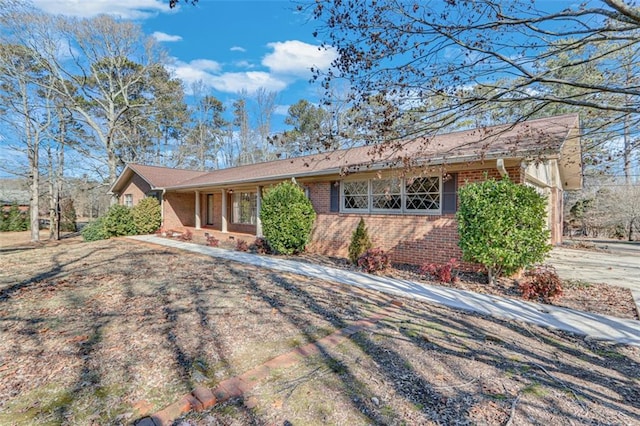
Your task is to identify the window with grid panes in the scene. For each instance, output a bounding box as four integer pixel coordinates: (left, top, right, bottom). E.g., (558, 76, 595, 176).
(405, 176, 440, 211)
(342, 180, 369, 210)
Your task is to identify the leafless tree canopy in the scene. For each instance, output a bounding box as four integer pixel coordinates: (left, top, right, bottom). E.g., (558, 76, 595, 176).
(300, 1, 639, 144)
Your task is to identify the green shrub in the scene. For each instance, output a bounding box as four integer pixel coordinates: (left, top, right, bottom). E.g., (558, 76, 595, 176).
(0, 208, 8, 232)
(260, 181, 317, 255)
(60, 198, 77, 232)
(457, 177, 551, 283)
(82, 217, 109, 241)
(357, 247, 390, 273)
(348, 217, 372, 264)
(6, 204, 28, 231)
(131, 197, 161, 234)
(102, 204, 136, 237)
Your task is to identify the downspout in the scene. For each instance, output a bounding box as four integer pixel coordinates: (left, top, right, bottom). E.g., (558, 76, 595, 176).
(496, 158, 509, 178)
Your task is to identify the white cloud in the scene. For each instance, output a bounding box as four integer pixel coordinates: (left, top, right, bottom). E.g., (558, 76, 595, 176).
(152, 31, 182, 42)
(31, 0, 171, 19)
(167, 59, 287, 94)
(209, 72, 288, 93)
(230, 46, 246, 53)
(262, 40, 338, 76)
(274, 104, 290, 116)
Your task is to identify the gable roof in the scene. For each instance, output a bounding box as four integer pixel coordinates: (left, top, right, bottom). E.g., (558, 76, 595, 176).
(109, 163, 209, 195)
(111, 114, 582, 194)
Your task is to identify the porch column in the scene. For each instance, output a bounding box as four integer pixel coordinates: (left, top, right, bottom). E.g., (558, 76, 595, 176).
(256, 186, 263, 237)
(194, 190, 201, 229)
(221, 189, 228, 233)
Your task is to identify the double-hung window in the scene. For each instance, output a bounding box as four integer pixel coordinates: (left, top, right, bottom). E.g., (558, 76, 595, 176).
(341, 176, 443, 214)
(232, 192, 257, 224)
(124, 194, 133, 208)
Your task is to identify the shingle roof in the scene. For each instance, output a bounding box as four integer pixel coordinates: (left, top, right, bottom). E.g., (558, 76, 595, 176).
(128, 164, 209, 188)
(169, 113, 580, 189)
(111, 114, 580, 193)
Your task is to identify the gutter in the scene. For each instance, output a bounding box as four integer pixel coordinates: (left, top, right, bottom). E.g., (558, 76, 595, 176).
(164, 151, 544, 192)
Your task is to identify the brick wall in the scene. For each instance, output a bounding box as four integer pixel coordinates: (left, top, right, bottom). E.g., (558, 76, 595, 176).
(119, 174, 151, 206)
(306, 165, 526, 267)
(163, 192, 195, 230)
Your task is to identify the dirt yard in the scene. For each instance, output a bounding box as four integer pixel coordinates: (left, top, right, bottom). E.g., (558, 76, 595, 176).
(1, 235, 639, 425)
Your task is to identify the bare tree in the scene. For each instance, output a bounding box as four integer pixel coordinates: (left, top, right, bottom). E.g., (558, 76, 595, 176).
(0, 43, 53, 241)
(0, 6, 167, 196)
(300, 0, 640, 155)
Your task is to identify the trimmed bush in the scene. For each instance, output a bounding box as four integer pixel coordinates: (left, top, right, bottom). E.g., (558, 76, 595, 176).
(131, 197, 161, 234)
(357, 247, 390, 273)
(82, 217, 109, 241)
(348, 217, 372, 264)
(102, 204, 136, 237)
(519, 265, 563, 302)
(457, 177, 551, 283)
(260, 181, 317, 255)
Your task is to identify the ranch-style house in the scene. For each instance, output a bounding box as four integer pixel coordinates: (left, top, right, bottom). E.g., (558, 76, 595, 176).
(109, 114, 582, 266)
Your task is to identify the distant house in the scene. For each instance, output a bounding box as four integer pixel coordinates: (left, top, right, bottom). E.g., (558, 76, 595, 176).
(0, 188, 30, 213)
(109, 114, 582, 266)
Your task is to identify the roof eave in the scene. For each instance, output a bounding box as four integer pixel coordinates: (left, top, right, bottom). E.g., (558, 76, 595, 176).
(164, 151, 536, 191)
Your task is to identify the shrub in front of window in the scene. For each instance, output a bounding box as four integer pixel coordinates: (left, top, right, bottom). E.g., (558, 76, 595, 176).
(357, 247, 390, 273)
(260, 181, 317, 255)
(457, 177, 551, 283)
(102, 204, 137, 238)
(348, 217, 372, 264)
(81, 217, 109, 241)
(131, 196, 162, 234)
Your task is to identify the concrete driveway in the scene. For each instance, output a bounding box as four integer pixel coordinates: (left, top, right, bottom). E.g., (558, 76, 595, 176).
(548, 240, 640, 292)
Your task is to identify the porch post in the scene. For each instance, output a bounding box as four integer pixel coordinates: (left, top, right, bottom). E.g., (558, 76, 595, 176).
(195, 190, 201, 229)
(221, 189, 228, 233)
(256, 186, 263, 237)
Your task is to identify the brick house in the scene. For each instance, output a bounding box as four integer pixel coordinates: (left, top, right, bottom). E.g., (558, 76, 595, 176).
(109, 114, 582, 266)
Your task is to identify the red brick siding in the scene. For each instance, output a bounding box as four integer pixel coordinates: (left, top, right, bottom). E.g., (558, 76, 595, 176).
(163, 192, 195, 230)
(119, 174, 151, 206)
(307, 166, 525, 267)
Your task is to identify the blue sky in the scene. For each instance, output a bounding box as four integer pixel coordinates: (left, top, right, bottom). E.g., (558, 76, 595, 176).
(30, 0, 337, 129)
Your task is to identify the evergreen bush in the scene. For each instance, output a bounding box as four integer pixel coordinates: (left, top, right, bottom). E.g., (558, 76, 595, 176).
(6, 204, 28, 231)
(102, 204, 136, 237)
(131, 197, 162, 234)
(457, 176, 551, 283)
(81, 217, 109, 241)
(348, 217, 372, 264)
(260, 181, 316, 255)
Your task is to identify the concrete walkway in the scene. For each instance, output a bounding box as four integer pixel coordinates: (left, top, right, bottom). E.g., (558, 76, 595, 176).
(130, 235, 640, 347)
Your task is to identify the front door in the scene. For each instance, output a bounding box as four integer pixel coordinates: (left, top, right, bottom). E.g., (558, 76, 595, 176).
(206, 194, 214, 225)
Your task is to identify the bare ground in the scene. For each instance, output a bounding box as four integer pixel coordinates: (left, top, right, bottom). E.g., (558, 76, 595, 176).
(0, 235, 639, 425)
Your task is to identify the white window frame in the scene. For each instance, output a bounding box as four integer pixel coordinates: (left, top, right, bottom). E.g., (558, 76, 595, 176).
(231, 191, 257, 225)
(341, 176, 442, 215)
(124, 194, 133, 208)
